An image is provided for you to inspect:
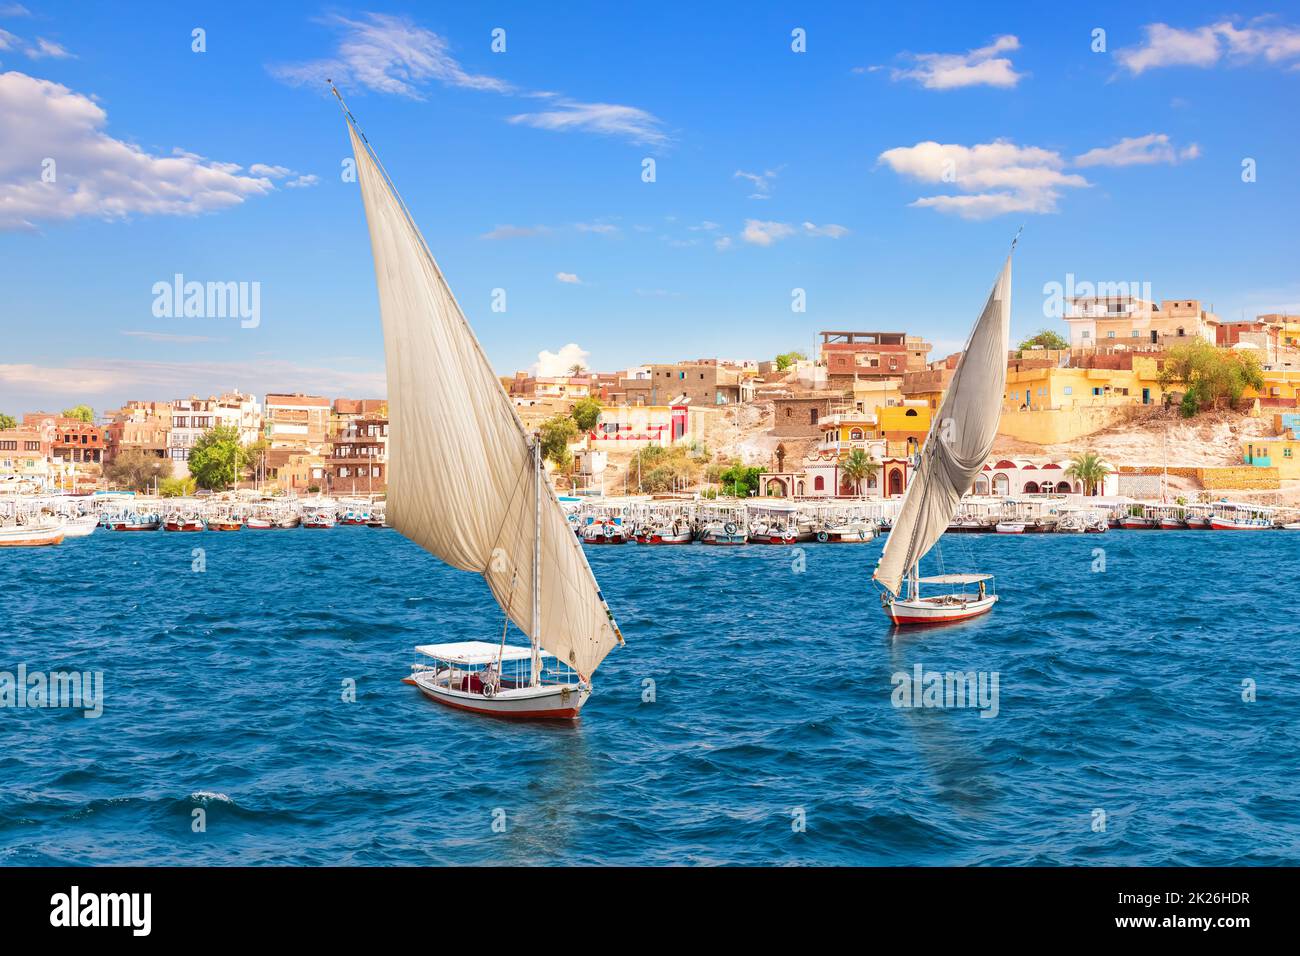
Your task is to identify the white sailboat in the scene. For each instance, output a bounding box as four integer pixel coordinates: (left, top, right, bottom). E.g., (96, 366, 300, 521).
(335, 87, 624, 719)
(873, 248, 1014, 626)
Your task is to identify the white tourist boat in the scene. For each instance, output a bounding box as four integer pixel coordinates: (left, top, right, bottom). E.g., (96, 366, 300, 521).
(59, 514, 99, 538)
(994, 522, 1026, 534)
(637, 521, 692, 545)
(874, 245, 1013, 626)
(404, 642, 588, 718)
(0, 513, 64, 547)
(582, 520, 627, 544)
(1209, 501, 1274, 530)
(817, 522, 875, 543)
(698, 520, 747, 545)
(337, 86, 623, 720)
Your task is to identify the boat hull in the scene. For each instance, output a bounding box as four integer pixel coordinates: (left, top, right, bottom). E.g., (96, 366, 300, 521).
(59, 517, 99, 538)
(641, 532, 692, 544)
(887, 594, 998, 626)
(0, 525, 64, 547)
(164, 521, 205, 532)
(409, 674, 589, 720)
(1120, 517, 1156, 530)
(1209, 518, 1271, 530)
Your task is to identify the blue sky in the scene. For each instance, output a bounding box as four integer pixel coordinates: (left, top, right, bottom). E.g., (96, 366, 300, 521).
(1, 1, 1297, 414)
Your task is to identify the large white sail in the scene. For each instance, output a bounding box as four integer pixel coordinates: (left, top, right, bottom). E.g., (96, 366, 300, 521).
(873, 256, 1012, 596)
(345, 120, 623, 680)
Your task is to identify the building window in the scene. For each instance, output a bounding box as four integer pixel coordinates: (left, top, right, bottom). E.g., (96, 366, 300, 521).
(849, 428, 863, 440)
(1082, 331, 1091, 339)
(1064, 386, 1073, 395)
(814, 475, 825, 491)
(1107, 331, 1116, 338)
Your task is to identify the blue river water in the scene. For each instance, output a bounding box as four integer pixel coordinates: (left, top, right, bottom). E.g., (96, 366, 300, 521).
(2, 526, 1298, 866)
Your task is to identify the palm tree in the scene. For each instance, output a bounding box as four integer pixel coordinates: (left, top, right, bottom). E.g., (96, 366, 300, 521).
(840, 448, 878, 497)
(568, 363, 587, 377)
(1065, 450, 1110, 496)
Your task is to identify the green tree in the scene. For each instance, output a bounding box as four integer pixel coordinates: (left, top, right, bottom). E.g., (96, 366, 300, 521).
(538, 415, 578, 470)
(1158, 341, 1264, 416)
(0, 412, 16, 430)
(104, 448, 169, 492)
(61, 404, 94, 423)
(188, 424, 255, 491)
(570, 396, 603, 432)
(774, 351, 807, 372)
(840, 448, 879, 496)
(568, 362, 587, 376)
(718, 463, 763, 497)
(159, 476, 197, 497)
(1064, 450, 1110, 496)
(1018, 329, 1069, 351)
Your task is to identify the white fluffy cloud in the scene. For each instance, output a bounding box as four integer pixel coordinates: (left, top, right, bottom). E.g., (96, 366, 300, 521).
(877, 140, 1090, 219)
(1117, 19, 1300, 74)
(740, 219, 795, 246)
(886, 35, 1024, 89)
(555, 272, 582, 284)
(507, 97, 668, 147)
(802, 222, 849, 238)
(271, 13, 512, 98)
(0, 71, 281, 230)
(1074, 133, 1200, 168)
(533, 343, 590, 377)
(0, 19, 73, 60)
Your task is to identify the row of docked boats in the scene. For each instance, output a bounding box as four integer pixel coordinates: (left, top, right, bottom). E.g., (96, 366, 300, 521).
(1113, 501, 1287, 530)
(0, 494, 389, 546)
(575, 513, 879, 546)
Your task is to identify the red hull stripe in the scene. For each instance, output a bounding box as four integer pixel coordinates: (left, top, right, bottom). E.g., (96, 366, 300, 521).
(891, 607, 995, 626)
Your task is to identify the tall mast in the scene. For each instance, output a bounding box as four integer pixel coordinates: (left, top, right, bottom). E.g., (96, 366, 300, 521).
(531, 436, 542, 687)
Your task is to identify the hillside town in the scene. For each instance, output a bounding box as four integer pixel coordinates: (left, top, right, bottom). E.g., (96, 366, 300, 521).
(3, 290, 1300, 510)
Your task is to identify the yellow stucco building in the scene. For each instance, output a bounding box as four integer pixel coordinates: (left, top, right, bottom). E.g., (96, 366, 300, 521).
(1002, 357, 1165, 412)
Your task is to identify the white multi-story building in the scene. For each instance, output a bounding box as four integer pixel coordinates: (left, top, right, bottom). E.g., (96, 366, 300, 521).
(1064, 296, 1219, 349)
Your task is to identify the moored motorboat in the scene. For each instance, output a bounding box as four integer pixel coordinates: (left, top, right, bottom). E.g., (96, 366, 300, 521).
(1120, 514, 1156, 530)
(303, 512, 335, 529)
(106, 512, 161, 531)
(1209, 501, 1274, 530)
(639, 523, 692, 544)
(245, 517, 273, 529)
(994, 522, 1026, 534)
(816, 522, 875, 543)
(582, 521, 626, 544)
(698, 521, 747, 545)
(59, 514, 100, 538)
(0, 516, 64, 547)
(208, 517, 243, 531)
(164, 517, 205, 532)
(1158, 516, 1186, 530)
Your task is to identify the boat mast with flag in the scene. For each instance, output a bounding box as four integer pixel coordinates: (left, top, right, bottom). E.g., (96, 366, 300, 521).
(872, 244, 1015, 626)
(334, 84, 625, 718)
